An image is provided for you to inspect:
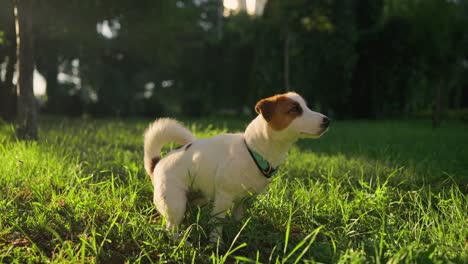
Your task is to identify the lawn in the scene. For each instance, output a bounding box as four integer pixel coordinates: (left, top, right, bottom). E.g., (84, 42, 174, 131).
(0, 117, 467, 263)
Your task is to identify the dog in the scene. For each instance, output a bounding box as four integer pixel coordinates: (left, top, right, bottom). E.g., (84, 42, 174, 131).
(144, 92, 330, 243)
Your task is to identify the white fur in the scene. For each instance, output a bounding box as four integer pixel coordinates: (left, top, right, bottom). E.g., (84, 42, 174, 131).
(143, 93, 328, 243)
(143, 118, 196, 176)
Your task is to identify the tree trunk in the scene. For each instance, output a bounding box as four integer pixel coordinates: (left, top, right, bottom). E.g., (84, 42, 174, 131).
(283, 28, 290, 91)
(432, 79, 443, 129)
(0, 47, 17, 122)
(0, 0, 17, 122)
(14, 0, 38, 140)
(45, 60, 59, 112)
(216, 0, 223, 40)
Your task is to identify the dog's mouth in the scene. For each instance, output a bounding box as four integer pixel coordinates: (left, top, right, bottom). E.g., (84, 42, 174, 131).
(299, 127, 329, 138)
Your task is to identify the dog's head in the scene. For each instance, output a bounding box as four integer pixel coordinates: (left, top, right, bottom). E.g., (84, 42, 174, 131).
(255, 92, 329, 139)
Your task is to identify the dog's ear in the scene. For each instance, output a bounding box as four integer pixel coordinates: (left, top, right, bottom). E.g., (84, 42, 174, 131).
(255, 98, 276, 122)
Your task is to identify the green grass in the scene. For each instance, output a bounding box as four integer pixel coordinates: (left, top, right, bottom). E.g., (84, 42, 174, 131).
(0, 117, 467, 263)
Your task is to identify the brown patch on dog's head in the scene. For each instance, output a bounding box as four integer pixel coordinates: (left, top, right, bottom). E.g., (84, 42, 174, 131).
(255, 93, 303, 131)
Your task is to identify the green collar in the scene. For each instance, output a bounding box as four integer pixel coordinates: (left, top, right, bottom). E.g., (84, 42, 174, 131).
(244, 139, 279, 178)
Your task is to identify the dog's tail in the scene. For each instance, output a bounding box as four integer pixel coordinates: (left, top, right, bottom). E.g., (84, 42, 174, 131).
(144, 118, 196, 179)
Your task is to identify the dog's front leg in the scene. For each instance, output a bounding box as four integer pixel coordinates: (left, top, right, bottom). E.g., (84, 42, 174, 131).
(233, 201, 245, 221)
(209, 192, 234, 245)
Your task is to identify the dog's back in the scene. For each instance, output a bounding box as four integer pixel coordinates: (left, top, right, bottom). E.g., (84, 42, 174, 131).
(153, 132, 262, 199)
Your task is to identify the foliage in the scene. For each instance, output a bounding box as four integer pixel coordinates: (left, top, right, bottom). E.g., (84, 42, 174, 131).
(252, 0, 359, 114)
(0, 0, 467, 120)
(0, 117, 467, 262)
(381, 0, 468, 116)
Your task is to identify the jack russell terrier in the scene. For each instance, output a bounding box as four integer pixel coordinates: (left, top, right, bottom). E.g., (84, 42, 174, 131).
(144, 92, 330, 243)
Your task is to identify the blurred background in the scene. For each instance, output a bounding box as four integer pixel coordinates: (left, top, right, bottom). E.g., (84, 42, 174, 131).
(1, 0, 467, 121)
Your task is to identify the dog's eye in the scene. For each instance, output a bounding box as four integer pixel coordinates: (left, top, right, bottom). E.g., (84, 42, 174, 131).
(289, 105, 301, 114)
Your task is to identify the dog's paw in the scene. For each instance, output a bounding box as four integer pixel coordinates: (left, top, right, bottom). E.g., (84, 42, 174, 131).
(168, 232, 192, 247)
(209, 231, 225, 246)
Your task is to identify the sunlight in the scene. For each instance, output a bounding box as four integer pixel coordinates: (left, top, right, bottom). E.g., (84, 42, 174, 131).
(96, 20, 121, 39)
(33, 69, 46, 96)
(246, 0, 256, 15)
(223, 0, 238, 10)
(223, 0, 265, 16)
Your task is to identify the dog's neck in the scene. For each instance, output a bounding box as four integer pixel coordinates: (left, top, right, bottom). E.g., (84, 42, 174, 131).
(244, 115, 296, 167)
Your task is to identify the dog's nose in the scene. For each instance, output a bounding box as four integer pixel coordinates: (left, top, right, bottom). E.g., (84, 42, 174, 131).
(321, 116, 330, 128)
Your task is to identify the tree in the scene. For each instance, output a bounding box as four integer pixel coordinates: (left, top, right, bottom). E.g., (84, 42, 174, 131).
(384, 0, 467, 127)
(0, 0, 17, 122)
(413, 0, 466, 128)
(253, 0, 358, 116)
(33, 0, 104, 115)
(14, 0, 38, 140)
(14, 0, 466, 120)
(350, 15, 414, 118)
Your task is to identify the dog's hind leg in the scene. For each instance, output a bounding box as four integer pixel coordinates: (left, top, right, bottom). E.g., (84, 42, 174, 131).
(209, 192, 234, 245)
(154, 186, 188, 243)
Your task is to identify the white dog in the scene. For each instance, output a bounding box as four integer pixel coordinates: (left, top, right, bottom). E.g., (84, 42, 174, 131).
(144, 92, 329, 243)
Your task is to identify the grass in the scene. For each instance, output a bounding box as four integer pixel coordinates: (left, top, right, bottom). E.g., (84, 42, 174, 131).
(0, 116, 467, 263)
